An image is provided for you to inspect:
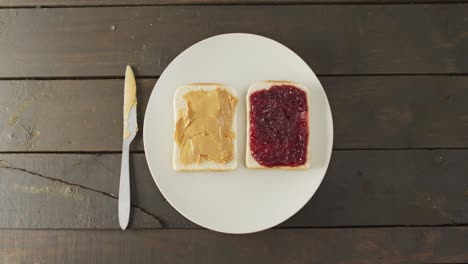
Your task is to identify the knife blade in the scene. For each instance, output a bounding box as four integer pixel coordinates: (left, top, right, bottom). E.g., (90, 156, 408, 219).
(119, 65, 138, 230)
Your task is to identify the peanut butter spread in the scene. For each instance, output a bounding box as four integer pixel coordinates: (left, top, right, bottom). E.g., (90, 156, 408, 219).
(175, 88, 238, 165)
(123, 66, 137, 139)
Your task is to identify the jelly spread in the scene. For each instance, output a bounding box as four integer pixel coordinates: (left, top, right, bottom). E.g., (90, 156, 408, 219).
(175, 88, 238, 165)
(249, 85, 308, 167)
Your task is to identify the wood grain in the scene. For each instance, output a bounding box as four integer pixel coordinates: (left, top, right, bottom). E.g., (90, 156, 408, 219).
(0, 80, 153, 152)
(1, 227, 467, 263)
(0, 150, 466, 228)
(1, 0, 467, 7)
(0, 5, 467, 77)
(326, 76, 468, 149)
(0, 153, 184, 228)
(1, 76, 468, 152)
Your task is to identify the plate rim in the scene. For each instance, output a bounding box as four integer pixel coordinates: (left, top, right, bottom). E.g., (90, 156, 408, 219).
(143, 33, 334, 234)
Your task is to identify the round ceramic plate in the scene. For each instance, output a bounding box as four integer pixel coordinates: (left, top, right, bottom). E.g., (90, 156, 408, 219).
(144, 33, 333, 234)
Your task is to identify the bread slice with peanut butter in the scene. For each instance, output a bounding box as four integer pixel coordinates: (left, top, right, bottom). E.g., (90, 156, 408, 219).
(173, 83, 238, 171)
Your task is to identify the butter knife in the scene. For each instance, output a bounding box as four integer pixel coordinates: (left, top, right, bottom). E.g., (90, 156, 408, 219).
(119, 65, 138, 230)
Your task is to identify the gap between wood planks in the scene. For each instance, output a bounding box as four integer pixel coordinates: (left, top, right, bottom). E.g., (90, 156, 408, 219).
(1, 1, 468, 9)
(2, 73, 468, 81)
(1, 148, 468, 154)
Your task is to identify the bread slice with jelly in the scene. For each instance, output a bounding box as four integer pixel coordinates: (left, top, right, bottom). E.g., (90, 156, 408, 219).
(246, 81, 310, 169)
(173, 83, 238, 171)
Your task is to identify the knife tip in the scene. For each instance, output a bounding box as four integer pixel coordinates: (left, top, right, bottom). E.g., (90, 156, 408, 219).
(126, 65, 133, 74)
(119, 221, 128, 231)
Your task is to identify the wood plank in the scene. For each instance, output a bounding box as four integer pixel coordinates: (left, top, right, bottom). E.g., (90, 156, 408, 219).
(0, 153, 185, 228)
(326, 76, 468, 149)
(0, 79, 153, 152)
(1, 76, 468, 152)
(1, 227, 467, 263)
(0, 150, 466, 228)
(0, 5, 467, 77)
(0, 153, 163, 229)
(1, 0, 467, 7)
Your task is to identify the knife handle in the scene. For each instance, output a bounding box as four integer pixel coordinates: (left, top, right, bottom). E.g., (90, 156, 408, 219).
(119, 143, 130, 230)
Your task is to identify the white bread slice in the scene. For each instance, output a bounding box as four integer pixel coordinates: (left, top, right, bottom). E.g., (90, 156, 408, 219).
(173, 83, 238, 171)
(246, 81, 310, 170)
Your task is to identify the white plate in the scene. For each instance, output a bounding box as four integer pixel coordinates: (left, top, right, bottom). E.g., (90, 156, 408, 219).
(144, 33, 333, 234)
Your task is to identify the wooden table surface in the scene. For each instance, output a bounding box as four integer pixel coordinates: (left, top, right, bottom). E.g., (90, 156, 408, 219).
(0, 1, 467, 263)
